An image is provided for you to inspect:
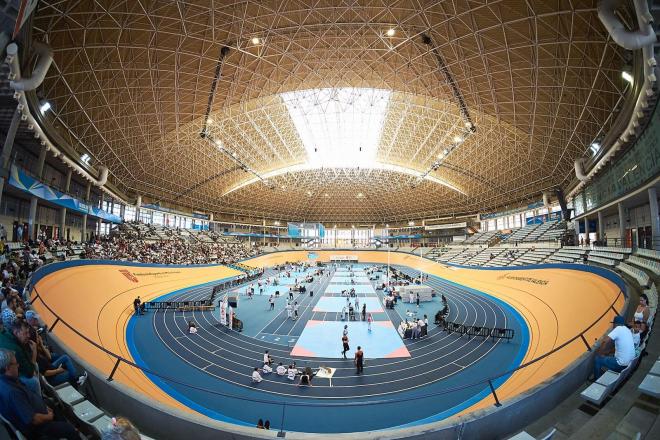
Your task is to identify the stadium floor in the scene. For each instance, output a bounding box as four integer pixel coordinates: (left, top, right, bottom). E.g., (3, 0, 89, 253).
(31, 251, 625, 433)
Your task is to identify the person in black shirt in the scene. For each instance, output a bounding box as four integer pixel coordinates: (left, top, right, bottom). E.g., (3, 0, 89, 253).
(355, 346, 364, 374)
(133, 296, 141, 316)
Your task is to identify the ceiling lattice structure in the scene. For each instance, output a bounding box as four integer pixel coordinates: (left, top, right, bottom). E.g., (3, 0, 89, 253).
(30, 0, 629, 222)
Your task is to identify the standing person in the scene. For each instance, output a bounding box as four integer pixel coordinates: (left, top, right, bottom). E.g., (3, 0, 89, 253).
(286, 302, 293, 320)
(416, 293, 420, 308)
(341, 305, 347, 321)
(268, 295, 275, 311)
(361, 304, 366, 322)
(133, 296, 141, 316)
(355, 346, 364, 374)
(293, 302, 299, 320)
(341, 333, 350, 359)
(288, 288, 294, 301)
(367, 313, 373, 332)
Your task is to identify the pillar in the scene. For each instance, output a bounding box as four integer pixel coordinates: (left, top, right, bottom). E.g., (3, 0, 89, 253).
(82, 182, 91, 242)
(597, 210, 605, 245)
(59, 168, 72, 240)
(135, 195, 142, 221)
(0, 107, 21, 207)
(618, 202, 626, 247)
(28, 147, 48, 239)
(584, 215, 590, 237)
(649, 187, 659, 251)
(120, 204, 125, 220)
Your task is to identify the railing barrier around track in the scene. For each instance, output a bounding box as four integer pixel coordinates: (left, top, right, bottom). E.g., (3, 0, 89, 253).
(28, 282, 625, 433)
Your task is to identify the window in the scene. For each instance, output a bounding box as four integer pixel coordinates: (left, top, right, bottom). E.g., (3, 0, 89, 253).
(281, 88, 391, 168)
(123, 206, 136, 221)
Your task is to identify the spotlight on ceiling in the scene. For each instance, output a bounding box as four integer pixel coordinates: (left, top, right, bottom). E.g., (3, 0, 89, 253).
(251, 37, 261, 45)
(408, 221, 415, 226)
(386, 28, 395, 37)
(453, 135, 463, 143)
(621, 70, 633, 84)
(39, 101, 51, 114)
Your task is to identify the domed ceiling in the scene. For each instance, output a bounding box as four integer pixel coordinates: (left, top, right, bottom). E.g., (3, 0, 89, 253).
(31, 0, 628, 222)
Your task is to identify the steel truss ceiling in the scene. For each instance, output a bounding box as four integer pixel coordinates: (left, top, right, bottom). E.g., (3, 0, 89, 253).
(31, 0, 628, 222)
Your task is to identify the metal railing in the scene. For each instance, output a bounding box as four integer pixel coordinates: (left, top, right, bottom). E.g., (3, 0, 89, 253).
(29, 278, 626, 435)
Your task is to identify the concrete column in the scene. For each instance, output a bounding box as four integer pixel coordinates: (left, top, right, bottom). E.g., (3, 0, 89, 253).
(28, 147, 48, 239)
(574, 218, 580, 237)
(584, 215, 590, 237)
(597, 211, 604, 244)
(120, 204, 125, 220)
(81, 214, 87, 243)
(35, 147, 47, 178)
(59, 169, 72, 240)
(649, 187, 659, 251)
(27, 197, 37, 241)
(0, 107, 21, 207)
(82, 183, 91, 242)
(618, 202, 626, 247)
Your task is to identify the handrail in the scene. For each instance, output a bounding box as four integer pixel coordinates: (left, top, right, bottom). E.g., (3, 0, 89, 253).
(29, 281, 624, 410)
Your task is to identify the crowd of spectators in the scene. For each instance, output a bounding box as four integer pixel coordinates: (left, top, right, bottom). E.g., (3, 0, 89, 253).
(83, 222, 259, 265)
(0, 220, 258, 438)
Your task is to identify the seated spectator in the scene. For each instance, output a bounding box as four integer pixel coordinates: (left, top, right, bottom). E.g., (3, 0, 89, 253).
(251, 367, 263, 383)
(264, 420, 270, 430)
(263, 350, 273, 366)
(287, 365, 297, 381)
(593, 316, 635, 380)
(101, 416, 141, 440)
(0, 319, 40, 397)
(632, 294, 651, 326)
(262, 363, 272, 374)
(276, 363, 286, 376)
(188, 321, 198, 334)
(298, 372, 312, 386)
(0, 349, 78, 439)
(256, 419, 264, 429)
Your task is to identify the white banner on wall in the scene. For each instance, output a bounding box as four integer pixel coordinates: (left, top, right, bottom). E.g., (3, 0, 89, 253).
(425, 222, 467, 231)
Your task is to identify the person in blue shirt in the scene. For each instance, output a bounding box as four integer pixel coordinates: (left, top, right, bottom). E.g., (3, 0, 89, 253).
(0, 348, 78, 439)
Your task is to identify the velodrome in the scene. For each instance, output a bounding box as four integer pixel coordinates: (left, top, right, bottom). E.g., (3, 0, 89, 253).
(29, 251, 625, 434)
(0, 1, 658, 439)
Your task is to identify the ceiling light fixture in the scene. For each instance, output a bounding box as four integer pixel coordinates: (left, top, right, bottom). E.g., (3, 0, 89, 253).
(386, 28, 395, 37)
(453, 135, 463, 143)
(621, 70, 633, 84)
(39, 101, 51, 114)
(251, 37, 261, 45)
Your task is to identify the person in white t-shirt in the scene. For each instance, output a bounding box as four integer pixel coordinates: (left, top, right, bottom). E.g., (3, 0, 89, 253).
(251, 367, 263, 383)
(593, 315, 635, 380)
(276, 363, 287, 376)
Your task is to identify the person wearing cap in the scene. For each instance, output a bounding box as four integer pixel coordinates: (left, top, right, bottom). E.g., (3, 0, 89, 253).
(593, 315, 635, 380)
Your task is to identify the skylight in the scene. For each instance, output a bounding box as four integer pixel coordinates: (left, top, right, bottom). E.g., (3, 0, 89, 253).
(281, 88, 391, 168)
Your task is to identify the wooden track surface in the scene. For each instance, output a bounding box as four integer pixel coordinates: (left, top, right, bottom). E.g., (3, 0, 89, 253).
(32, 252, 624, 425)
